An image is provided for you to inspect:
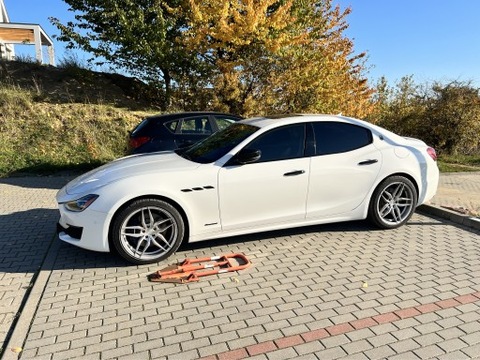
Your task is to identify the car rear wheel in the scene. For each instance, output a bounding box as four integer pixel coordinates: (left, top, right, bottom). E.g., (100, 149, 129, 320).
(368, 176, 417, 229)
(111, 199, 184, 264)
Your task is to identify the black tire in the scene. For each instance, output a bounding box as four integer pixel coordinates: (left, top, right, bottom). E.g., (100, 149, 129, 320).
(110, 198, 185, 264)
(368, 176, 417, 229)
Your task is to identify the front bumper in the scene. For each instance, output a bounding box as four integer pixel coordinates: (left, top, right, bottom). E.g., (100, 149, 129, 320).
(57, 222, 83, 240)
(57, 206, 111, 253)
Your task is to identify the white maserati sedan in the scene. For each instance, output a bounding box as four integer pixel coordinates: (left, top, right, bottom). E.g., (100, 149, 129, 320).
(56, 114, 439, 264)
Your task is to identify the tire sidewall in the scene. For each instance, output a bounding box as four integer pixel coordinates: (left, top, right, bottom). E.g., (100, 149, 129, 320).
(369, 176, 417, 229)
(110, 198, 185, 264)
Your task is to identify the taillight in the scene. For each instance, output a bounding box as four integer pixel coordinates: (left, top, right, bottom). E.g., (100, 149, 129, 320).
(427, 147, 437, 161)
(129, 136, 151, 149)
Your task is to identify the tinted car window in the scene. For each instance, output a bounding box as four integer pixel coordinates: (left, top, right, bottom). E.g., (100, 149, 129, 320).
(130, 118, 150, 136)
(179, 123, 259, 164)
(215, 117, 237, 131)
(180, 116, 212, 135)
(312, 122, 372, 155)
(164, 120, 178, 133)
(245, 124, 305, 163)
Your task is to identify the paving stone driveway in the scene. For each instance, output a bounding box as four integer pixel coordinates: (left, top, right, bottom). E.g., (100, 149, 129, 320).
(1, 176, 480, 360)
(0, 177, 67, 355)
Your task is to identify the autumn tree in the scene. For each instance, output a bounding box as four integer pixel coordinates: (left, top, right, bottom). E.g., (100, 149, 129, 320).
(53, 0, 373, 116)
(422, 82, 480, 154)
(181, 0, 374, 117)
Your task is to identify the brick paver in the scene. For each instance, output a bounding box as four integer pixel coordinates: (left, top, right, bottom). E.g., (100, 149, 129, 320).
(1, 173, 480, 360)
(0, 177, 69, 353)
(429, 171, 480, 217)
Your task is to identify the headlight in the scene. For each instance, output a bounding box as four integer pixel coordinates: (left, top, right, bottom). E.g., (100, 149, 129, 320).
(63, 194, 99, 212)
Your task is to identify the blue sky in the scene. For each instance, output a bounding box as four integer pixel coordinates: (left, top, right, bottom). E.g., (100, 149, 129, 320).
(335, 0, 480, 86)
(5, 0, 480, 87)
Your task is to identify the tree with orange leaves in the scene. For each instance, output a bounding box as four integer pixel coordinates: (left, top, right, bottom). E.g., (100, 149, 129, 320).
(180, 0, 374, 117)
(53, 0, 373, 116)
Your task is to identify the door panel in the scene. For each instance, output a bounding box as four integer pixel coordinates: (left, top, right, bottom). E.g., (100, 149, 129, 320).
(306, 144, 382, 218)
(219, 158, 310, 231)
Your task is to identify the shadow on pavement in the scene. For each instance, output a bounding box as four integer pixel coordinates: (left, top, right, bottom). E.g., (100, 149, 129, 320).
(0, 176, 72, 190)
(0, 208, 59, 274)
(63, 221, 384, 269)
(0, 210, 378, 273)
(1, 206, 461, 274)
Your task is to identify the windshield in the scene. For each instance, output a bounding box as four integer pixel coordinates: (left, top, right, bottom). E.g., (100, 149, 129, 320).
(177, 123, 259, 163)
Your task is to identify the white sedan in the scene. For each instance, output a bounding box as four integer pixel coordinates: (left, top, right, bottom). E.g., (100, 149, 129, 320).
(56, 115, 439, 264)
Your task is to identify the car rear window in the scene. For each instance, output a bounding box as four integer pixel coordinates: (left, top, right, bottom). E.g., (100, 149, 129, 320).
(216, 118, 237, 131)
(130, 118, 151, 136)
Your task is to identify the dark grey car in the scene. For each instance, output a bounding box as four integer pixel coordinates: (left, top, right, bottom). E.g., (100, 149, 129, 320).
(128, 112, 243, 154)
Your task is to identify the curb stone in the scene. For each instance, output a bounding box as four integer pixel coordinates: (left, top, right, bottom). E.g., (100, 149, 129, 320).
(417, 204, 480, 231)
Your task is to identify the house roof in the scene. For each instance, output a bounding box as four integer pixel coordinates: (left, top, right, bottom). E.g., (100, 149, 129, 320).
(0, 23, 54, 46)
(0, 0, 55, 65)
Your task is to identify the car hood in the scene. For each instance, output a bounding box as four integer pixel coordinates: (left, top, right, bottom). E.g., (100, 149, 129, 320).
(64, 152, 199, 196)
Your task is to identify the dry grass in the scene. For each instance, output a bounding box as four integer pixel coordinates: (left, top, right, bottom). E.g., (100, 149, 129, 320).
(0, 84, 150, 176)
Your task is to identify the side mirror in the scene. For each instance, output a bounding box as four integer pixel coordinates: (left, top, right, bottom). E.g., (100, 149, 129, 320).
(235, 149, 261, 164)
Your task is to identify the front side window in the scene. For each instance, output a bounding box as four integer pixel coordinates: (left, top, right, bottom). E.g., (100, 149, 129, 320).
(215, 117, 237, 131)
(179, 123, 259, 163)
(244, 124, 306, 163)
(312, 122, 372, 155)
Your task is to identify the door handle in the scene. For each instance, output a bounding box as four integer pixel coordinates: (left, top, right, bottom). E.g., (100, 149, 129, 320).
(284, 170, 305, 177)
(358, 159, 378, 166)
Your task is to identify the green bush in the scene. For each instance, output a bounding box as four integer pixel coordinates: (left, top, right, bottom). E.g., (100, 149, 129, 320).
(371, 77, 480, 156)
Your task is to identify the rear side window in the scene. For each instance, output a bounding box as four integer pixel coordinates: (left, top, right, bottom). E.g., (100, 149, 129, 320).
(164, 120, 178, 133)
(179, 116, 212, 135)
(312, 122, 372, 155)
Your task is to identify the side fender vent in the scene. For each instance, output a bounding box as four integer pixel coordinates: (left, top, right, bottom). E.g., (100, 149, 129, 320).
(181, 186, 215, 193)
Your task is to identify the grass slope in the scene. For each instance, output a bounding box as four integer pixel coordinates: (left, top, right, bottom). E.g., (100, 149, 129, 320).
(0, 61, 153, 176)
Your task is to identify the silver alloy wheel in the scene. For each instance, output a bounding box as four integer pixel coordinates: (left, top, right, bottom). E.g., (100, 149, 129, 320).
(119, 206, 178, 261)
(376, 181, 415, 226)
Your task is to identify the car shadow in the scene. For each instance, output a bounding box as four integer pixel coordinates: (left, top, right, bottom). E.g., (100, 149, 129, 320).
(0, 208, 60, 274)
(0, 175, 74, 190)
(179, 220, 378, 253)
(0, 208, 377, 274)
(1, 205, 473, 275)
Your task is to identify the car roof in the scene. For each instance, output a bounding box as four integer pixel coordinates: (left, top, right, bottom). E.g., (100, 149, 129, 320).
(241, 114, 410, 145)
(146, 111, 243, 122)
(241, 114, 362, 129)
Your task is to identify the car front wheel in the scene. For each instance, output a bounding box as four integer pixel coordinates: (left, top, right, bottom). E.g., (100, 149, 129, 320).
(368, 176, 417, 229)
(110, 199, 184, 264)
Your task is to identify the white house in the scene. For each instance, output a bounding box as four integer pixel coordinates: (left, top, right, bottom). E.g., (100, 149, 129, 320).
(0, 0, 55, 65)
